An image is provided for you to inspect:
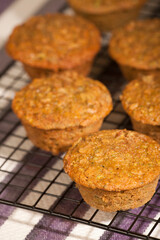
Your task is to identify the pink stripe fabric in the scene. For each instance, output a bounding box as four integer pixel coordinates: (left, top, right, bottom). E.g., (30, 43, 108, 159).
(0, 0, 16, 14)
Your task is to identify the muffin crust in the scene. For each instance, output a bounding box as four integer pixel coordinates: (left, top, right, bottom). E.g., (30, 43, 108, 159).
(109, 19, 160, 70)
(64, 129, 160, 191)
(121, 75, 160, 125)
(6, 14, 100, 71)
(68, 0, 146, 14)
(12, 71, 112, 130)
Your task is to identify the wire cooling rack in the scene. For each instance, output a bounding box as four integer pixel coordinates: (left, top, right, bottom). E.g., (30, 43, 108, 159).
(0, 1, 160, 239)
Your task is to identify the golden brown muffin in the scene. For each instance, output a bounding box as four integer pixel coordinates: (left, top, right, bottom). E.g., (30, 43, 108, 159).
(12, 71, 112, 155)
(109, 19, 160, 81)
(121, 75, 160, 143)
(68, 0, 146, 32)
(6, 14, 101, 78)
(64, 129, 160, 212)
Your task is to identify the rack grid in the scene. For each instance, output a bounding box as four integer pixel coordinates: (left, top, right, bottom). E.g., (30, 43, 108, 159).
(0, 1, 160, 239)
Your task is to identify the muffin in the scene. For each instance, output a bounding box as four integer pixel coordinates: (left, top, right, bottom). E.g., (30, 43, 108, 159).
(6, 14, 100, 78)
(68, 0, 146, 32)
(12, 71, 112, 155)
(109, 19, 160, 81)
(64, 129, 160, 212)
(121, 75, 160, 143)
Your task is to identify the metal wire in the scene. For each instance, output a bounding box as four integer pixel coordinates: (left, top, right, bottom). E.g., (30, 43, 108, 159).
(0, 1, 160, 239)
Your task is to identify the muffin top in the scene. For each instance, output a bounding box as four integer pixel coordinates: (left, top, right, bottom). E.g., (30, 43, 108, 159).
(64, 129, 160, 191)
(121, 75, 160, 125)
(6, 14, 100, 70)
(109, 19, 160, 69)
(12, 71, 112, 129)
(68, 0, 146, 13)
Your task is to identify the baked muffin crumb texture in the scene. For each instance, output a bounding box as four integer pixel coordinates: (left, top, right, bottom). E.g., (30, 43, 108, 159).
(12, 71, 112, 129)
(64, 129, 160, 191)
(109, 19, 160, 69)
(6, 14, 100, 71)
(121, 75, 160, 125)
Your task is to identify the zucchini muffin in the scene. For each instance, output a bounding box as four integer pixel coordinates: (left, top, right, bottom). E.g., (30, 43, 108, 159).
(64, 129, 160, 212)
(12, 71, 112, 155)
(109, 19, 160, 81)
(6, 14, 100, 78)
(68, 0, 146, 32)
(121, 75, 160, 143)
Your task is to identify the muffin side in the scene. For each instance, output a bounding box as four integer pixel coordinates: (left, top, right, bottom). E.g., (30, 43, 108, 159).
(77, 176, 159, 212)
(120, 65, 160, 82)
(23, 60, 93, 78)
(23, 119, 103, 155)
(68, 0, 146, 32)
(131, 118, 160, 144)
